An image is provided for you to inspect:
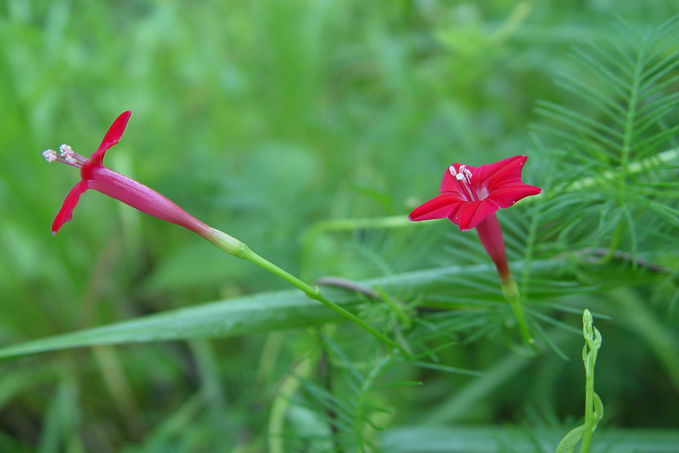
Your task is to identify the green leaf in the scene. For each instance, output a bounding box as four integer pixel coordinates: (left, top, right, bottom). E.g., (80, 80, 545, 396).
(555, 423, 589, 453)
(0, 288, 358, 360)
(0, 258, 666, 361)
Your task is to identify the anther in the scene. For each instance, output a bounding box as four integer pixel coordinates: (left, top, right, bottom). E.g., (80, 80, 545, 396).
(64, 155, 78, 165)
(455, 165, 472, 184)
(463, 166, 472, 183)
(43, 149, 57, 163)
(59, 144, 73, 157)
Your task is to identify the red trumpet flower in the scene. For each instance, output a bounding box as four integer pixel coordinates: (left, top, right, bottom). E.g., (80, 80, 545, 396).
(43, 111, 211, 238)
(409, 155, 542, 348)
(409, 155, 541, 282)
(409, 155, 541, 231)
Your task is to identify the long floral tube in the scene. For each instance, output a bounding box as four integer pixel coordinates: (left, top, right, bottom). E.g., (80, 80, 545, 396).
(475, 214, 534, 347)
(44, 111, 406, 355)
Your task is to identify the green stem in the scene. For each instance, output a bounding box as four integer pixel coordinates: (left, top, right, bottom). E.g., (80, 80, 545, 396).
(555, 310, 603, 453)
(501, 276, 537, 354)
(579, 369, 595, 453)
(579, 309, 602, 453)
(207, 228, 407, 357)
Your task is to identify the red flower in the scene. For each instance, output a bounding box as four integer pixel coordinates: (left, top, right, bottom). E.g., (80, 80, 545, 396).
(43, 111, 210, 238)
(409, 155, 542, 349)
(408, 155, 541, 231)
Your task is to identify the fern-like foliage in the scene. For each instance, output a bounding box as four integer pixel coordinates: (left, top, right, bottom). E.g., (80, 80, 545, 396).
(281, 330, 485, 453)
(392, 15, 679, 347)
(281, 333, 406, 453)
(276, 15, 679, 452)
(520, 15, 679, 320)
(531, 15, 679, 260)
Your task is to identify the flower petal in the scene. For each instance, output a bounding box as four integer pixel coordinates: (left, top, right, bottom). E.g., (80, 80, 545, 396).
(486, 181, 542, 208)
(90, 111, 132, 165)
(409, 193, 465, 221)
(477, 155, 527, 191)
(52, 180, 88, 234)
(449, 199, 499, 231)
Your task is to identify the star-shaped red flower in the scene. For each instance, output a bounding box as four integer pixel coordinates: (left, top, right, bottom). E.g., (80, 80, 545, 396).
(408, 155, 542, 231)
(44, 111, 210, 237)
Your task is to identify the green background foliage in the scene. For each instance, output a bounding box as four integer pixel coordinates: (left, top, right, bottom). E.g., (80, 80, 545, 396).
(1, 0, 679, 452)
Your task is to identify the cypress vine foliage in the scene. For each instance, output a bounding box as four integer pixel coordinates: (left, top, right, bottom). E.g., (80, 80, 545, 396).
(1, 11, 679, 453)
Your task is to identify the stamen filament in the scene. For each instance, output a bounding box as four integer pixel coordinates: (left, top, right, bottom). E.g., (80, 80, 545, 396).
(44, 145, 88, 168)
(460, 182, 477, 201)
(55, 156, 84, 169)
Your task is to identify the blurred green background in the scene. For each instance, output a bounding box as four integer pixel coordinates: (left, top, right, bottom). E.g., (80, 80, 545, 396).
(2, 0, 679, 452)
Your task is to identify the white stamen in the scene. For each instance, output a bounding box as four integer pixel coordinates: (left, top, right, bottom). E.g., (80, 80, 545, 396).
(64, 155, 78, 165)
(59, 144, 74, 157)
(43, 149, 57, 163)
(455, 165, 472, 184)
(463, 167, 472, 182)
(450, 164, 472, 183)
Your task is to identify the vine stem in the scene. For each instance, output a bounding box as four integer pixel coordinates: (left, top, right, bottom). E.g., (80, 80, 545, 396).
(207, 228, 408, 357)
(580, 366, 595, 453)
(555, 310, 602, 453)
(579, 309, 602, 453)
(501, 276, 536, 353)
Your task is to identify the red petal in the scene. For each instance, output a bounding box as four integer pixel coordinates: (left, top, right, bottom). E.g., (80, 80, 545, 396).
(477, 155, 527, 191)
(51, 181, 88, 234)
(409, 193, 465, 221)
(449, 199, 499, 231)
(486, 181, 542, 208)
(90, 111, 132, 165)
